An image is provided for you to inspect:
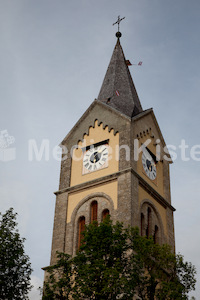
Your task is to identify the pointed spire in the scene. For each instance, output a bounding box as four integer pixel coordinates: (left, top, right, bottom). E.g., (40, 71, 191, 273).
(97, 36, 143, 118)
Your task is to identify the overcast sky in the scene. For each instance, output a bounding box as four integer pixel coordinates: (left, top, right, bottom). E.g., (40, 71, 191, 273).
(0, 0, 200, 299)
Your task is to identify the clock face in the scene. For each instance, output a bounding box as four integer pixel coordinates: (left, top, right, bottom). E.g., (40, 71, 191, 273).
(142, 148, 157, 180)
(83, 144, 109, 173)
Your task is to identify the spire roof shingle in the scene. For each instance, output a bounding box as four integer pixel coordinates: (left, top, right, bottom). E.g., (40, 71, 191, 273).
(97, 38, 143, 118)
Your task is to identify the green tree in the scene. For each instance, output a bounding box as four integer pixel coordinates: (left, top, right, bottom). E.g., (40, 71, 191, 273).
(43, 218, 196, 299)
(73, 219, 137, 300)
(129, 227, 196, 300)
(0, 208, 32, 299)
(43, 252, 73, 300)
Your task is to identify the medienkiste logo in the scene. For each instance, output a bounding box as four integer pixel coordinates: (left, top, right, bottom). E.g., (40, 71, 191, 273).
(0, 130, 16, 162)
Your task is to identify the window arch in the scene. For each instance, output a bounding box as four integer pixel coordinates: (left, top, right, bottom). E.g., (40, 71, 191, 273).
(140, 201, 164, 245)
(91, 201, 98, 223)
(78, 216, 85, 249)
(102, 209, 110, 220)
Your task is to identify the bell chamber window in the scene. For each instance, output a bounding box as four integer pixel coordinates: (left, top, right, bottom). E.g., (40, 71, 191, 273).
(78, 216, 85, 249)
(141, 213, 144, 236)
(153, 225, 159, 244)
(140, 203, 162, 244)
(91, 201, 98, 223)
(146, 207, 152, 238)
(102, 209, 110, 220)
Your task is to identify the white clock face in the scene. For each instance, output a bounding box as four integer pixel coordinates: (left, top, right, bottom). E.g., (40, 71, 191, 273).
(83, 144, 109, 173)
(142, 148, 157, 180)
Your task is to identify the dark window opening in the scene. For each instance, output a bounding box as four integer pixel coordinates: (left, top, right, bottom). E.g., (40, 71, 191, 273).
(153, 225, 159, 244)
(78, 216, 85, 249)
(141, 213, 144, 236)
(102, 209, 110, 220)
(91, 201, 98, 223)
(146, 207, 151, 238)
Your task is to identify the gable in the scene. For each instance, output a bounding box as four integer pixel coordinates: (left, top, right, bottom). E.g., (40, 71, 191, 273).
(70, 120, 119, 186)
(132, 109, 172, 163)
(61, 100, 131, 148)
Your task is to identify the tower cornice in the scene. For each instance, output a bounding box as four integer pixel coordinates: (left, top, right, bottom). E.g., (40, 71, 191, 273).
(54, 167, 175, 212)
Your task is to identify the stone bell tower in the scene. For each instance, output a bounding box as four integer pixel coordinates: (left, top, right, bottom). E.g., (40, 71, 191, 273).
(48, 28, 175, 266)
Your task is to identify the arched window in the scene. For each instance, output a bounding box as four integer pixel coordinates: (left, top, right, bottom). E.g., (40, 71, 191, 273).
(141, 213, 144, 236)
(78, 216, 85, 249)
(146, 207, 151, 238)
(102, 209, 110, 220)
(154, 225, 159, 244)
(91, 201, 98, 223)
(141, 202, 163, 244)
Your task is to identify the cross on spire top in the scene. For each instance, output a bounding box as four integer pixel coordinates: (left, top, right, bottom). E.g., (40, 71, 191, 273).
(113, 15, 125, 37)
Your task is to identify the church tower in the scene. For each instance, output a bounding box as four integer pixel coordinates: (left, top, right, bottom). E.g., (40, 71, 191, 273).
(49, 29, 175, 265)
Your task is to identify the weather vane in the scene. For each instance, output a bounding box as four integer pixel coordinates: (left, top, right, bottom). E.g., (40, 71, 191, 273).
(113, 15, 125, 32)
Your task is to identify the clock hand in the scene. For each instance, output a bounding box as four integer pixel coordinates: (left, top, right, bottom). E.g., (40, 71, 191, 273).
(93, 152, 99, 163)
(149, 160, 156, 171)
(96, 151, 101, 159)
(97, 149, 103, 155)
(97, 146, 107, 154)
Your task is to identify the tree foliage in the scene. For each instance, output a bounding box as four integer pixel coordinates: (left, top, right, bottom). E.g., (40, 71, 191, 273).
(0, 208, 32, 299)
(72, 220, 136, 299)
(43, 252, 73, 300)
(129, 227, 196, 300)
(43, 218, 196, 300)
